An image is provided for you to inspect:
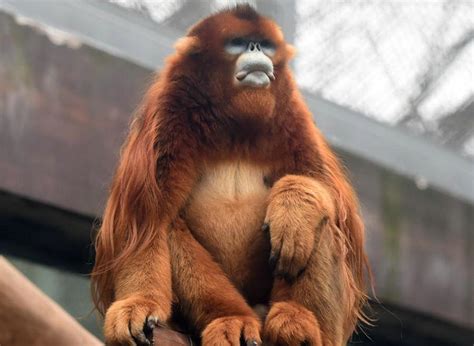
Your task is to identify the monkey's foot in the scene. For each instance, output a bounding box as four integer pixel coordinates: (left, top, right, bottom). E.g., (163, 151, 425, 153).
(263, 301, 322, 346)
(104, 295, 169, 346)
(202, 315, 262, 346)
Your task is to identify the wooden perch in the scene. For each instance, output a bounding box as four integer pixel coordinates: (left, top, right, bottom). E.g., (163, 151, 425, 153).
(0, 256, 101, 346)
(152, 327, 194, 345)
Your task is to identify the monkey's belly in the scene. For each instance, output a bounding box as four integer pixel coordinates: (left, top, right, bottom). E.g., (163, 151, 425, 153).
(183, 161, 273, 303)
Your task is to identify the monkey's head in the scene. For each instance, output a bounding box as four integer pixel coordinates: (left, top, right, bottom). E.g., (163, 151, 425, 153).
(173, 5, 295, 121)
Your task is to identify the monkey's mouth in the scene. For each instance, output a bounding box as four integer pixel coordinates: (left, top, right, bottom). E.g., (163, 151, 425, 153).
(234, 49, 275, 88)
(235, 69, 275, 88)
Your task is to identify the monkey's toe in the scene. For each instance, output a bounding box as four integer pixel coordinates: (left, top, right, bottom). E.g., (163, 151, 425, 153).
(202, 315, 261, 346)
(263, 301, 322, 346)
(104, 295, 168, 346)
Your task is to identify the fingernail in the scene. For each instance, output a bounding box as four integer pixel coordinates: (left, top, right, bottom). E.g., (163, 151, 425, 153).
(146, 318, 157, 330)
(269, 254, 277, 270)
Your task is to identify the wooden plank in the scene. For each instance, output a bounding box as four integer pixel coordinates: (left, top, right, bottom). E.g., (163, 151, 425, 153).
(0, 190, 94, 273)
(0, 256, 101, 346)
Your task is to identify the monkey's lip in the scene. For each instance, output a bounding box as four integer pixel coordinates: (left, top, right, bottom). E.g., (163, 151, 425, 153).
(235, 70, 275, 81)
(235, 70, 275, 87)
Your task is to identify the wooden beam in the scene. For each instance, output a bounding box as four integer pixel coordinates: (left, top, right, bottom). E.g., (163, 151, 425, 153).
(0, 190, 95, 273)
(0, 256, 101, 346)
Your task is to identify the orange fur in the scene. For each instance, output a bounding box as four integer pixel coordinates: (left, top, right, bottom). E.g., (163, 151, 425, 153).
(264, 301, 322, 345)
(202, 316, 261, 346)
(168, 218, 259, 332)
(91, 5, 370, 346)
(265, 175, 336, 281)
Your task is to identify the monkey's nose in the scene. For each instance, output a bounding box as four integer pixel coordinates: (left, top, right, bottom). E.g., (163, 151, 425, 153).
(248, 42, 262, 52)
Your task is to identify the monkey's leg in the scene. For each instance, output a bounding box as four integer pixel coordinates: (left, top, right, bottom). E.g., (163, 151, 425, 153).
(264, 223, 354, 346)
(103, 230, 173, 346)
(169, 217, 262, 346)
(262, 175, 354, 345)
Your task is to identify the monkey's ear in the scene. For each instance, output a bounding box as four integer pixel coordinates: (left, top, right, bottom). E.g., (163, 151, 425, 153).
(175, 36, 202, 56)
(285, 44, 296, 60)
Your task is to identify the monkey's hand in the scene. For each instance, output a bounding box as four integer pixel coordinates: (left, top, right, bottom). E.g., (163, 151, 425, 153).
(264, 175, 335, 282)
(202, 315, 262, 346)
(104, 294, 169, 346)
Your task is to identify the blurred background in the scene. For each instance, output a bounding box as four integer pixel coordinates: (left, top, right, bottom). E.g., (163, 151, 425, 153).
(0, 0, 473, 344)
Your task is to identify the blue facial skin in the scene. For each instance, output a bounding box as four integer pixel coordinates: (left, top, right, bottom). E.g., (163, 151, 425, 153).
(226, 38, 276, 88)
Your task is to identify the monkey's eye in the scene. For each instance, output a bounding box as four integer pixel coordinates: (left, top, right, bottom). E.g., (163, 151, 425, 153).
(225, 37, 247, 55)
(260, 39, 276, 57)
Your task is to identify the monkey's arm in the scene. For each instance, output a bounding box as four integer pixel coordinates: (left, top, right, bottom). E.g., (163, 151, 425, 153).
(101, 145, 199, 346)
(94, 95, 201, 345)
(263, 96, 355, 283)
(263, 173, 364, 345)
(263, 106, 368, 344)
(101, 155, 198, 345)
(103, 232, 172, 345)
(264, 175, 335, 282)
(169, 218, 262, 345)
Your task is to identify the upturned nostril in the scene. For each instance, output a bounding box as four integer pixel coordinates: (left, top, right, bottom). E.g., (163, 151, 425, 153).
(255, 43, 261, 51)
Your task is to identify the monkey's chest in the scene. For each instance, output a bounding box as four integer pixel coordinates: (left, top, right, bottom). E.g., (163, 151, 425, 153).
(183, 161, 271, 288)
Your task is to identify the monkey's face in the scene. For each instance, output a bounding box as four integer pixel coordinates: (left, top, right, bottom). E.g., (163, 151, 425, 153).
(225, 37, 275, 89)
(177, 5, 294, 120)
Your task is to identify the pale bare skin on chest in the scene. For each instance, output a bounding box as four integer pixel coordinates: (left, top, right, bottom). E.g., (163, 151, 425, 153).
(184, 161, 272, 295)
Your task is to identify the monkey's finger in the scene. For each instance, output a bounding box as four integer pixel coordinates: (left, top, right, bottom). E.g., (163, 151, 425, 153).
(280, 258, 306, 284)
(241, 318, 262, 346)
(283, 240, 313, 283)
(269, 236, 283, 272)
(129, 314, 162, 346)
(142, 316, 162, 344)
(240, 335, 260, 346)
(129, 320, 150, 346)
(274, 237, 295, 278)
(269, 250, 279, 272)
